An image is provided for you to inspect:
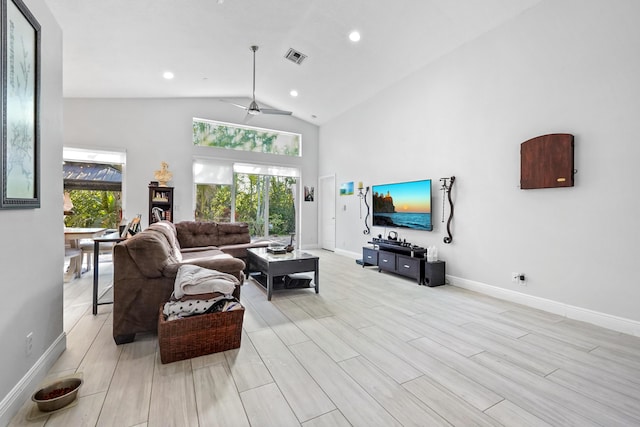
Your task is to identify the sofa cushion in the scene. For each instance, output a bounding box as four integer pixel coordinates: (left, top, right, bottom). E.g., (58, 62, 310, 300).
(163, 248, 246, 277)
(148, 221, 183, 262)
(125, 230, 178, 278)
(217, 222, 251, 246)
(175, 221, 219, 248)
(175, 221, 251, 248)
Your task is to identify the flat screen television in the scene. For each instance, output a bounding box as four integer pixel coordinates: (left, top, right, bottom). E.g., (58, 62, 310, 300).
(372, 179, 432, 231)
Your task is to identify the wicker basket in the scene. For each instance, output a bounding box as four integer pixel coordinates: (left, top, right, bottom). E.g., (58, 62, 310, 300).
(158, 304, 244, 364)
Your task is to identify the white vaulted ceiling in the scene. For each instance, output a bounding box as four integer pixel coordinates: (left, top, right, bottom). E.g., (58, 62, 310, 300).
(44, 0, 543, 124)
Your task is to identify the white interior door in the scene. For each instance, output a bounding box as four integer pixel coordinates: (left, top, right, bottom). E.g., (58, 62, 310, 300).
(319, 175, 336, 251)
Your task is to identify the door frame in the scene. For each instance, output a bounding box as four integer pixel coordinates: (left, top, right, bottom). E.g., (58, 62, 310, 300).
(318, 174, 336, 251)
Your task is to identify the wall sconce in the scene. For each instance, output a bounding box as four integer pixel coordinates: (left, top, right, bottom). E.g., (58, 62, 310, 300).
(439, 176, 456, 244)
(357, 182, 371, 235)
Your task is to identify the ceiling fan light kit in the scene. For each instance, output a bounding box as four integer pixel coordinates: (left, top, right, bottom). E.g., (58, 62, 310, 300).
(223, 45, 292, 119)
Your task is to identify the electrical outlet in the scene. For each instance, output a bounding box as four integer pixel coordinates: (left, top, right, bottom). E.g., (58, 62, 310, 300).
(511, 272, 520, 283)
(26, 332, 33, 357)
(519, 274, 526, 285)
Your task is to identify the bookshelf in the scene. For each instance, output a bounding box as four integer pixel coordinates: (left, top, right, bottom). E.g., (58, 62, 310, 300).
(149, 185, 174, 224)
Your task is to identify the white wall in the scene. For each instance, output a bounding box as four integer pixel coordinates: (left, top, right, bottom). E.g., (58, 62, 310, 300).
(0, 0, 65, 423)
(320, 0, 640, 326)
(62, 98, 319, 248)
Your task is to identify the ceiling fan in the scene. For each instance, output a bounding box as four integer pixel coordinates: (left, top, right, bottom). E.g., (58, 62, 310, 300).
(225, 45, 292, 118)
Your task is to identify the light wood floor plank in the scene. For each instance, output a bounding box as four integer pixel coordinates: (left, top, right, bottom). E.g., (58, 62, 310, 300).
(402, 375, 501, 427)
(96, 335, 156, 427)
(590, 344, 640, 372)
(249, 299, 310, 345)
(330, 301, 376, 329)
(238, 296, 270, 333)
(192, 362, 250, 427)
(273, 299, 359, 362)
(546, 368, 640, 421)
(463, 322, 559, 376)
(45, 391, 106, 427)
(339, 356, 451, 426)
(223, 330, 274, 393)
(148, 358, 198, 427)
(248, 328, 336, 422)
(360, 325, 503, 411)
(520, 332, 640, 393)
(301, 410, 351, 427)
(189, 349, 227, 371)
(410, 336, 599, 426)
(290, 340, 402, 427)
(318, 316, 423, 384)
(473, 351, 639, 426)
(76, 319, 122, 397)
(50, 312, 109, 373)
(288, 294, 336, 318)
(240, 383, 300, 427)
(484, 399, 552, 427)
(375, 305, 485, 357)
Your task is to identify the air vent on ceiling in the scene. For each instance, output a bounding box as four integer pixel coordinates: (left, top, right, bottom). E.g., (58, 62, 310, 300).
(284, 48, 307, 65)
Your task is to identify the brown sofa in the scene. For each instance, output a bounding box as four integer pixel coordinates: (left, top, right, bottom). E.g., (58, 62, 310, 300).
(113, 221, 253, 344)
(174, 220, 269, 265)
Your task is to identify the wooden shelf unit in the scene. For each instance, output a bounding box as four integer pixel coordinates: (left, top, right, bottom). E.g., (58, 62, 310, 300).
(149, 185, 174, 224)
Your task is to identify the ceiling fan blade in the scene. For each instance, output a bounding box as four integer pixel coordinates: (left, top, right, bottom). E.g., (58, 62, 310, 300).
(260, 108, 292, 115)
(220, 99, 249, 111)
(242, 113, 254, 124)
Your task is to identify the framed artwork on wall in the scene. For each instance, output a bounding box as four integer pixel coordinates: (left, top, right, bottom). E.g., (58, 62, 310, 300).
(1, 0, 41, 209)
(304, 186, 314, 202)
(340, 181, 354, 196)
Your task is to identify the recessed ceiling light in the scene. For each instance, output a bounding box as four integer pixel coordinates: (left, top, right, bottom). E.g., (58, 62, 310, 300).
(290, 90, 298, 97)
(163, 71, 174, 80)
(349, 31, 361, 42)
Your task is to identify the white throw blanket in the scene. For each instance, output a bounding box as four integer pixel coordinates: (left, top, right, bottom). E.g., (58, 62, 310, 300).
(173, 264, 239, 300)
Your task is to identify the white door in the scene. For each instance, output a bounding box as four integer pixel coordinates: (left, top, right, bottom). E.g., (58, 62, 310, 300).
(319, 175, 336, 251)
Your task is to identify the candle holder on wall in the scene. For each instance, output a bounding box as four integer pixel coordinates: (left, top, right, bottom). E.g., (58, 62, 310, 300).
(440, 176, 456, 244)
(357, 182, 371, 235)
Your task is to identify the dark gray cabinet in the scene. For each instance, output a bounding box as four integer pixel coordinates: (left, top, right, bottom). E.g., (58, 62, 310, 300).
(362, 244, 446, 287)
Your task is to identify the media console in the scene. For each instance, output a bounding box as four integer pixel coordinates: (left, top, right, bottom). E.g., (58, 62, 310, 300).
(362, 240, 445, 287)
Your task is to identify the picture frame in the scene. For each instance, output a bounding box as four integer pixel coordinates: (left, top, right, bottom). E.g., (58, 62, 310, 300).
(1, 0, 41, 209)
(340, 181, 354, 196)
(304, 186, 314, 202)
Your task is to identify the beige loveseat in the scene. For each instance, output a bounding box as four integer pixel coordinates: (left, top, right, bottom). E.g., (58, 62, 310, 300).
(113, 221, 263, 344)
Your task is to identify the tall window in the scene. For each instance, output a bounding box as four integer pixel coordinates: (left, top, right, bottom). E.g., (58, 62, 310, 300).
(193, 118, 301, 156)
(234, 173, 297, 238)
(194, 159, 299, 240)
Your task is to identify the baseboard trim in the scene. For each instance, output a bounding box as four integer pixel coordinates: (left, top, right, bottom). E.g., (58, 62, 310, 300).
(0, 332, 66, 426)
(448, 275, 640, 337)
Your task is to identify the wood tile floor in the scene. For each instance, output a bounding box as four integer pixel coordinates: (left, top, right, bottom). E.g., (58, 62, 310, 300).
(10, 250, 640, 426)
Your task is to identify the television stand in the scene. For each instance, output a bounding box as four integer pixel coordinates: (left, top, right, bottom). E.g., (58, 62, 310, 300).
(362, 241, 445, 286)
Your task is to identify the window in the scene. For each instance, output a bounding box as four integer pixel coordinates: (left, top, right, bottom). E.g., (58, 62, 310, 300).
(193, 158, 233, 222)
(194, 159, 299, 241)
(193, 118, 301, 156)
(195, 184, 232, 222)
(63, 147, 126, 229)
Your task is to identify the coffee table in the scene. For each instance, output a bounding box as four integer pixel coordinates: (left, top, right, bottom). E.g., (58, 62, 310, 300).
(247, 248, 319, 300)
